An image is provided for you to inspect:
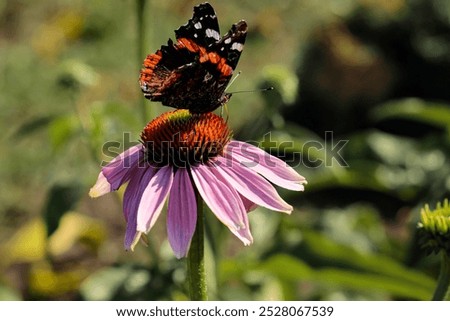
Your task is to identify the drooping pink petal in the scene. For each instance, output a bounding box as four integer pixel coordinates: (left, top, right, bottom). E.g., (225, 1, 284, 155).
(191, 165, 253, 245)
(136, 165, 174, 233)
(211, 156, 293, 214)
(89, 172, 112, 198)
(167, 169, 197, 259)
(90, 145, 144, 198)
(103, 144, 143, 190)
(226, 140, 307, 191)
(123, 166, 155, 222)
(123, 166, 155, 250)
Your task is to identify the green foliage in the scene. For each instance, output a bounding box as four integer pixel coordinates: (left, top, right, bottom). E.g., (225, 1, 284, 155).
(44, 184, 83, 237)
(372, 99, 450, 131)
(1, 0, 449, 301)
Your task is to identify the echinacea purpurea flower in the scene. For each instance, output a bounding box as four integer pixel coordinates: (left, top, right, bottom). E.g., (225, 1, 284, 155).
(90, 110, 307, 258)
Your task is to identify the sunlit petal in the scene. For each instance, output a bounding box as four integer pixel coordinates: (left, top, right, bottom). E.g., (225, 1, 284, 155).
(226, 140, 307, 190)
(191, 165, 253, 245)
(212, 156, 293, 213)
(123, 166, 154, 250)
(136, 165, 174, 232)
(167, 169, 197, 258)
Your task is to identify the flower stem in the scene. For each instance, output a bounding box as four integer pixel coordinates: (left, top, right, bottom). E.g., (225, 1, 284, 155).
(432, 251, 450, 300)
(136, 0, 149, 123)
(187, 191, 207, 300)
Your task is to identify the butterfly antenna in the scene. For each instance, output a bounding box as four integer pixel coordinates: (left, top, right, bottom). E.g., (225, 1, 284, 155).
(225, 71, 241, 91)
(228, 86, 274, 95)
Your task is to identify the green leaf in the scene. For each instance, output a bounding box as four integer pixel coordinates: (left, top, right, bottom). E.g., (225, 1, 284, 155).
(265, 126, 329, 166)
(307, 162, 386, 191)
(49, 115, 80, 150)
(15, 115, 58, 138)
(300, 230, 435, 290)
(315, 268, 432, 300)
(254, 254, 433, 300)
(259, 254, 314, 280)
(372, 98, 450, 129)
(79, 264, 174, 300)
(80, 266, 135, 301)
(43, 184, 83, 237)
(261, 64, 299, 105)
(58, 59, 100, 89)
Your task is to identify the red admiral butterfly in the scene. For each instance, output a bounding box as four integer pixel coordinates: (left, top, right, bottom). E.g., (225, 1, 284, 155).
(139, 2, 247, 113)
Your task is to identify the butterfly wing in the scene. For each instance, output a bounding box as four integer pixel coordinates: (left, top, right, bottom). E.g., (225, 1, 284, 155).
(139, 3, 247, 113)
(175, 3, 220, 48)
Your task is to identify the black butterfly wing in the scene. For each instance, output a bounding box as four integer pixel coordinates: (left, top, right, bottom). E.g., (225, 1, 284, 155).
(175, 3, 220, 48)
(140, 3, 247, 113)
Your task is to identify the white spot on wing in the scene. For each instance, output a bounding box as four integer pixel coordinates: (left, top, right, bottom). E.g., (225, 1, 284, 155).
(194, 22, 202, 29)
(231, 42, 244, 51)
(194, 33, 198, 38)
(224, 38, 232, 44)
(206, 28, 220, 41)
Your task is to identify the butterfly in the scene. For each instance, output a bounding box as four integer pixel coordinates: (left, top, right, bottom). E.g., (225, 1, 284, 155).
(139, 2, 247, 113)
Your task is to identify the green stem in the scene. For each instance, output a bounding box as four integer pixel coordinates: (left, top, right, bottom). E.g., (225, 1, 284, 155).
(135, 0, 161, 262)
(136, 0, 149, 123)
(432, 251, 450, 300)
(187, 191, 207, 300)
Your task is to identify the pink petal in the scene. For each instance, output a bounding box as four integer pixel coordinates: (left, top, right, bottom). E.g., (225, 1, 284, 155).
(167, 169, 197, 259)
(212, 156, 293, 214)
(136, 165, 174, 233)
(123, 166, 154, 250)
(226, 140, 307, 191)
(89, 172, 111, 198)
(90, 145, 143, 197)
(191, 165, 253, 245)
(103, 145, 143, 190)
(123, 166, 154, 222)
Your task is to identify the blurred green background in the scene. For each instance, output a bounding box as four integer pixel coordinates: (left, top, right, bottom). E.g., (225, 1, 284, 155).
(1, 0, 449, 300)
